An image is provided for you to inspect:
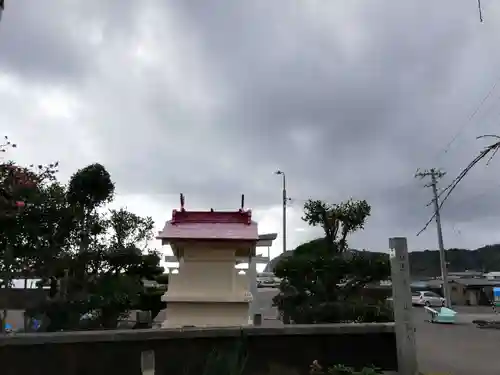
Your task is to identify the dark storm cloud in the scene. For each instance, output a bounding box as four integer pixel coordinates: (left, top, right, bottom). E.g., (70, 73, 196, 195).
(159, 1, 489, 206)
(94, 0, 500, 239)
(2, 1, 500, 251)
(0, 1, 139, 83)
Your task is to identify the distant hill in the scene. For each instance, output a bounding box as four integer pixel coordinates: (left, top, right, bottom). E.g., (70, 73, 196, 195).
(407, 244, 500, 277)
(265, 238, 500, 277)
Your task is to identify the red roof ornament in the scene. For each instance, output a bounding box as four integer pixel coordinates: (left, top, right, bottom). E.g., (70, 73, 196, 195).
(171, 209, 178, 224)
(157, 195, 258, 241)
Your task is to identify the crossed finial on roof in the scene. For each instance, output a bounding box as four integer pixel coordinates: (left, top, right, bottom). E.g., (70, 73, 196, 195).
(238, 194, 245, 212)
(180, 193, 185, 212)
(178, 193, 247, 212)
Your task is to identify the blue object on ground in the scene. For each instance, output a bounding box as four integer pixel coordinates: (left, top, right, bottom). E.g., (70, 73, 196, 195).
(425, 306, 457, 324)
(494, 287, 500, 306)
(32, 319, 40, 330)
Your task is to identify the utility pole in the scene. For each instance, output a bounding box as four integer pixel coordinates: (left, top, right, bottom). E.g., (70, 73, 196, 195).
(415, 168, 451, 307)
(274, 170, 289, 254)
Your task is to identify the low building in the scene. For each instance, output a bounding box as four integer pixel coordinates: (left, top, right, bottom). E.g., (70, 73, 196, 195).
(484, 271, 500, 280)
(449, 278, 500, 306)
(423, 277, 500, 306)
(447, 271, 484, 279)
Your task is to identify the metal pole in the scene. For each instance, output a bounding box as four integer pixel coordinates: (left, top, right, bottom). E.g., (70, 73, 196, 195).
(275, 170, 288, 255)
(431, 171, 451, 307)
(282, 173, 287, 255)
(389, 237, 418, 375)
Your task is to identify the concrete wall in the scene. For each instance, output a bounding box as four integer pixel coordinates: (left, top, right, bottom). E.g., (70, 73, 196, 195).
(0, 289, 47, 310)
(0, 323, 397, 375)
(450, 283, 466, 305)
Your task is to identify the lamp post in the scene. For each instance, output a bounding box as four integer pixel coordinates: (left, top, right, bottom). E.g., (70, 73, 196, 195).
(274, 170, 288, 254)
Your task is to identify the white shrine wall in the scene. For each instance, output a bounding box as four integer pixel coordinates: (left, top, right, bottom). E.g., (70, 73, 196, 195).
(162, 242, 253, 328)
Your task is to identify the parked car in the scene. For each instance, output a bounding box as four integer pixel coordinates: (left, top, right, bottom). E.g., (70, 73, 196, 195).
(412, 291, 445, 307)
(257, 272, 281, 288)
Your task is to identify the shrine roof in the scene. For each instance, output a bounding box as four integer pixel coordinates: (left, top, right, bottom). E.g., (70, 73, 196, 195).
(170, 210, 253, 224)
(157, 209, 259, 241)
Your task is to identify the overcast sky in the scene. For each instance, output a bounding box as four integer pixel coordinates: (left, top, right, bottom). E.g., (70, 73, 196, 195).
(1, 1, 500, 263)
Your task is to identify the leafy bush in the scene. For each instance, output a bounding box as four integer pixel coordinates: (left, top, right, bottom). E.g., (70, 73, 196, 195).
(310, 360, 382, 375)
(273, 201, 393, 324)
(273, 199, 393, 324)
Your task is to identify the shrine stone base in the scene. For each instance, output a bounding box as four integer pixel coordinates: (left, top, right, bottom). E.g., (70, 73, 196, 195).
(161, 302, 251, 328)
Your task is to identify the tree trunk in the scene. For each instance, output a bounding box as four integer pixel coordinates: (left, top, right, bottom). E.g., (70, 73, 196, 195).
(23, 275, 28, 331)
(1, 244, 12, 333)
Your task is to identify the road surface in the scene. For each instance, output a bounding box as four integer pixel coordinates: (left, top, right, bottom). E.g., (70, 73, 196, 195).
(256, 287, 280, 320)
(414, 307, 500, 375)
(256, 288, 500, 374)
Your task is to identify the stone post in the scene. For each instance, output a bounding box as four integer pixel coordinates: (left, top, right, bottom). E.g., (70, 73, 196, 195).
(389, 237, 418, 375)
(248, 254, 260, 323)
(141, 350, 155, 375)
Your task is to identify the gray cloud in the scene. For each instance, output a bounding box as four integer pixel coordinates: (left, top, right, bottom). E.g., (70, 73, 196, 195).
(2, 0, 500, 253)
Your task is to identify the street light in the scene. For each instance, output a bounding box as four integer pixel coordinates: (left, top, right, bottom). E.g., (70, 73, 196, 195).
(274, 170, 288, 254)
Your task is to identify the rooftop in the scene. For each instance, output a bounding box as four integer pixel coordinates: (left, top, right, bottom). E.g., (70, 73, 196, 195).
(452, 278, 500, 287)
(425, 278, 500, 287)
(170, 210, 253, 225)
(257, 233, 278, 241)
(157, 195, 259, 242)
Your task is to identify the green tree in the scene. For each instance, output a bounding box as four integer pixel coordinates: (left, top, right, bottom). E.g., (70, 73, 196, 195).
(21, 164, 163, 330)
(85, 208, 163, 328)
(1, 146, 166, 331)
(67, 163, 115, 210)
(0, 137, 59, 331)
(302, 199, 371, 253)
(34, 163, 116, 330)
(273, 198, 392, 324)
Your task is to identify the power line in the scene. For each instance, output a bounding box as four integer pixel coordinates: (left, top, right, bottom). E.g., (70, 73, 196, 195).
(436, 76, 500, 160)
(446, 181, 500, 210)
(417, 136, 500, 236)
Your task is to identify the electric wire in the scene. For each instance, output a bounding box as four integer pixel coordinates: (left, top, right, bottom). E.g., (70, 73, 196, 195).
(416, 136, 500, 236)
